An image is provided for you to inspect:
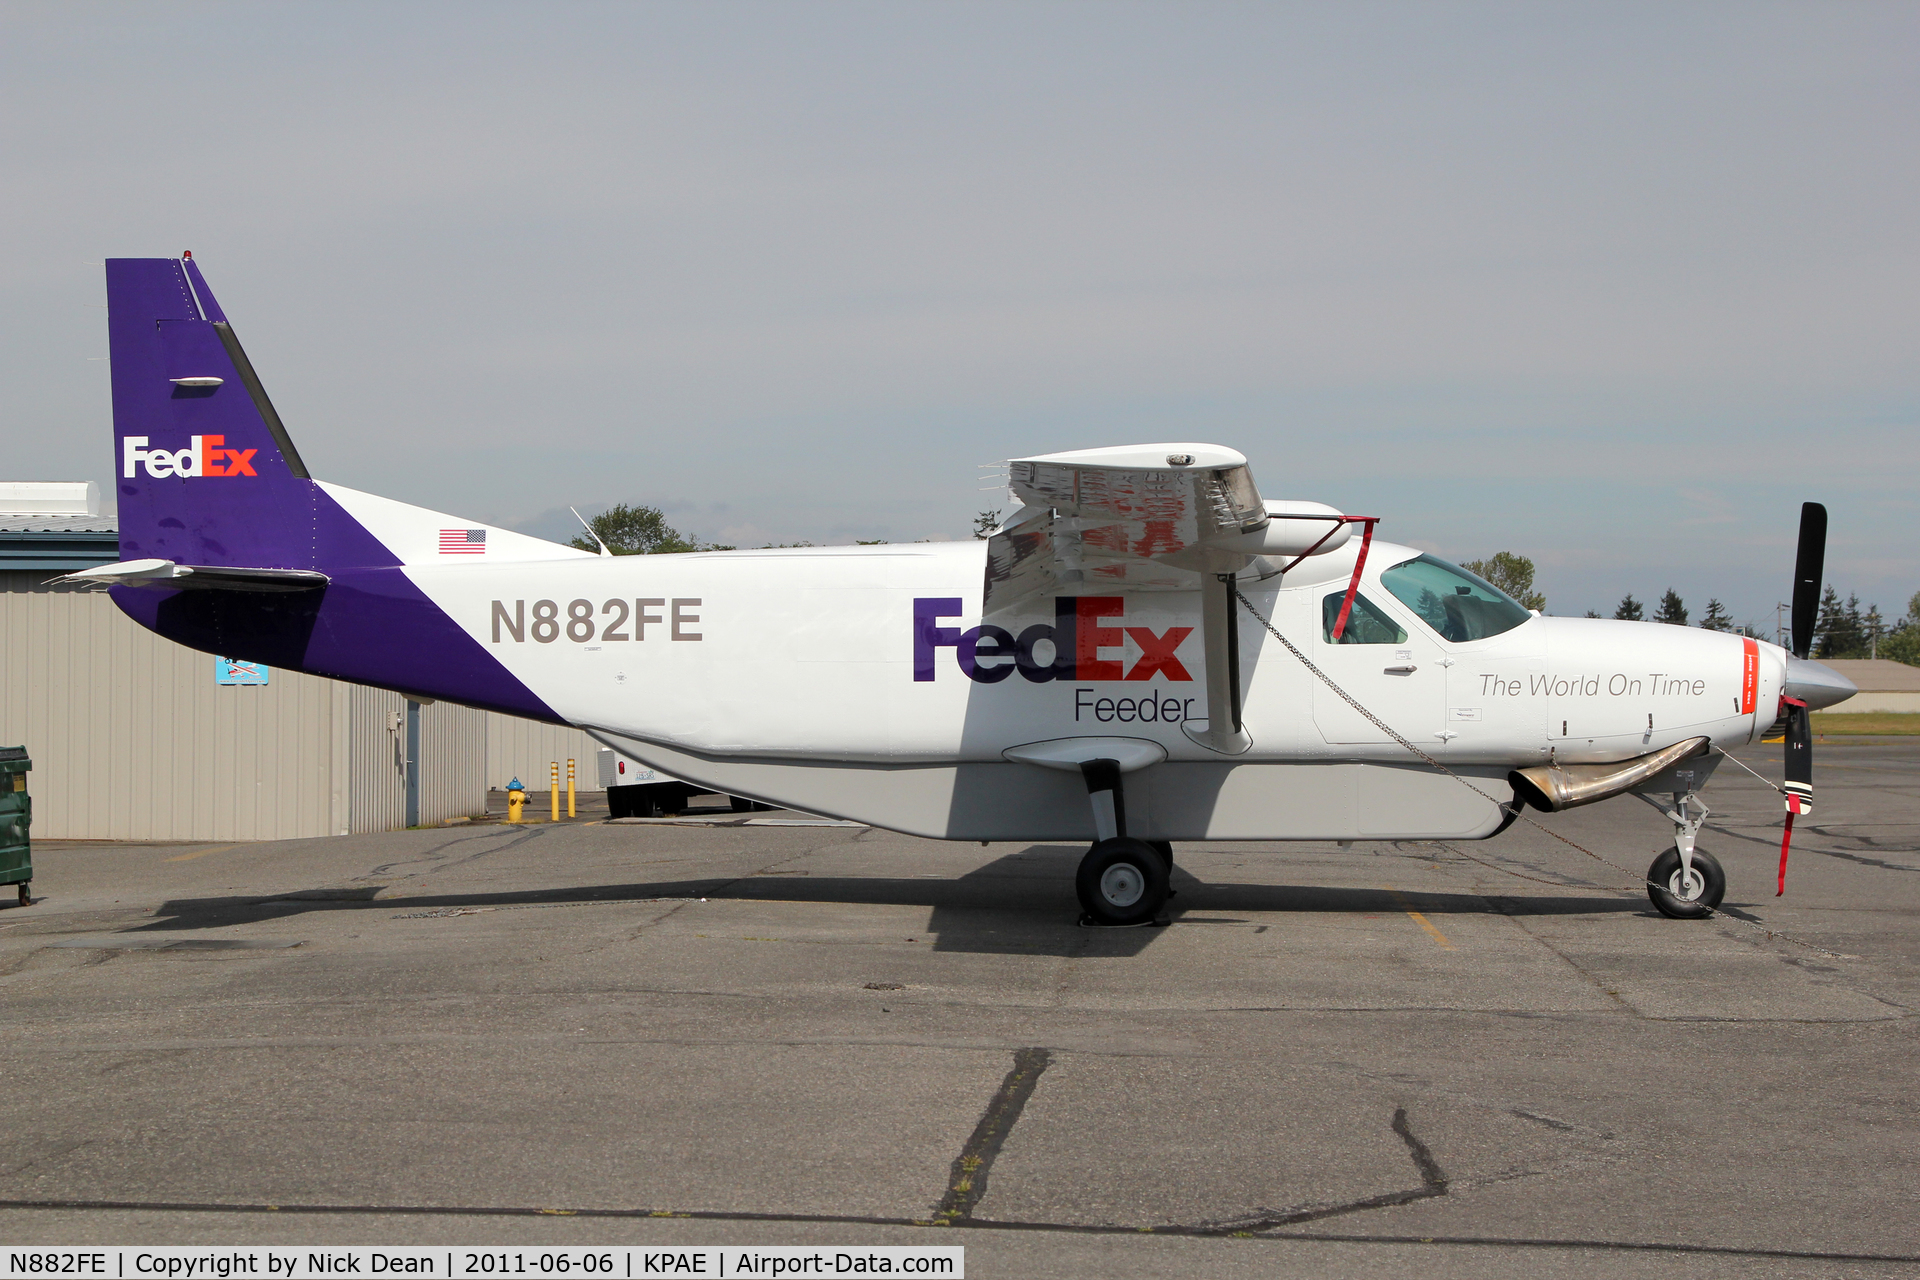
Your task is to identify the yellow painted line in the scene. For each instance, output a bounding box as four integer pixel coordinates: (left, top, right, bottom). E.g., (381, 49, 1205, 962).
(1404, 909, 1455, 951)
(1384, 886, 1455, 950)
(165, 844, 238, 863)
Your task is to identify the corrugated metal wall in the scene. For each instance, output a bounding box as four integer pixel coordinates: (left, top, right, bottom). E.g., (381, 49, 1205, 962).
(419, 702, 488, 826)
(1, 571, 491, 840)
(1, 572, 335, 840)
(485, 713, 602, 792)
(345, 684, 406, 835)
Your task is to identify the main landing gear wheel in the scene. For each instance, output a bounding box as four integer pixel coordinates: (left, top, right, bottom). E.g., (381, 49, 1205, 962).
(1647, 847, 1726, 919)
(1076, 837, 1171, 926)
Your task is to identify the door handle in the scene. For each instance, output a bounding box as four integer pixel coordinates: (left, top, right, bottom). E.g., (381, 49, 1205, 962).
(1383, 663, 1417, 673)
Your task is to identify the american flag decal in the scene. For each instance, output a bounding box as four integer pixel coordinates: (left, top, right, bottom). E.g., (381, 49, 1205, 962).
(439, 528, 487, 555)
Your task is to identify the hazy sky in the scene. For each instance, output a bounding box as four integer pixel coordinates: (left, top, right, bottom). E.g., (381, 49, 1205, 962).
(4, 2, 1915, 627)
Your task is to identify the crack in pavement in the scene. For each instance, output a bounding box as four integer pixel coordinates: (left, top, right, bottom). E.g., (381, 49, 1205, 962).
(931, 1046, 1051, 1224)
(1, 1050, 1906, 1265)
(1184, 1106, 1450, 1236)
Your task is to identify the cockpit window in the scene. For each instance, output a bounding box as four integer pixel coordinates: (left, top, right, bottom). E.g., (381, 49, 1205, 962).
(1322, 591, 1409, 645)
(1379, 554, 1532, 642)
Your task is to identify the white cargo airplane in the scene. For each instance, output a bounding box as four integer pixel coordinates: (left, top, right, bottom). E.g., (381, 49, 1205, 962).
(73, 255, 1856, 925)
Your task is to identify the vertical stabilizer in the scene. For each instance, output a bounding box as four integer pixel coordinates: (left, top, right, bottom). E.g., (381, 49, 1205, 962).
(108, 256, 367, 569)
(102, 255, 564, 722)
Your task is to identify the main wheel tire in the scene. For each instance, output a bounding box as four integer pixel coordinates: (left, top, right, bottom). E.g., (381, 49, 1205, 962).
(1146, 840, 1175, 872)
(1647, 847, 1726, 919)
(1076, 837, 1171, 926)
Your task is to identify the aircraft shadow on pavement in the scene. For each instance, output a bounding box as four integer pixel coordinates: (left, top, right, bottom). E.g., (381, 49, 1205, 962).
(133, 847, 1650, 957)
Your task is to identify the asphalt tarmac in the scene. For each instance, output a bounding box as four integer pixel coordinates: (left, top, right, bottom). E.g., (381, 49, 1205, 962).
(2, 743, 1916, 1278)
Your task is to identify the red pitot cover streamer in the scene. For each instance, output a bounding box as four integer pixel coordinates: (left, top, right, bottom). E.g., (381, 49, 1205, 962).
(1778, 795, 1807, 896)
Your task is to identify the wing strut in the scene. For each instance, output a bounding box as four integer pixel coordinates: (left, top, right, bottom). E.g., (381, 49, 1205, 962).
(1183, 571, 1254, 756)
(1181, 514, 1378, 756)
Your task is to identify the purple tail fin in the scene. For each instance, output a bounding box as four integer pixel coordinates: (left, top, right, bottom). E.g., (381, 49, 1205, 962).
(104, 255, 562, 723)
(109, 255, 359, 570)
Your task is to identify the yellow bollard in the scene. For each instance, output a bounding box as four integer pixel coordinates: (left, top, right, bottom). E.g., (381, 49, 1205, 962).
(567, 758, 577, 819)
(550, 761, 560, 823)
(507, 782, 525, 824)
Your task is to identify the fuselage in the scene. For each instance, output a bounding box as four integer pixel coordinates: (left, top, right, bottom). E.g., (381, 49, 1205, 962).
(400, 536, 1776, 766)
(375, 524, 1781, 841)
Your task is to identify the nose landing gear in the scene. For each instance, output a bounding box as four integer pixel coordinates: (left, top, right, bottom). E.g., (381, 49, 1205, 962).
(1643, 790, 1726, 919)
(1647, 846, 1726, 918)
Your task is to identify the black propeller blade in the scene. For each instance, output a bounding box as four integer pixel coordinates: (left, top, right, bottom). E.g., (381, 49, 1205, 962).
(1783, 696, 1812, 815)
(1790, 502, 1826, 660)
(1776, 503, 1826, 894)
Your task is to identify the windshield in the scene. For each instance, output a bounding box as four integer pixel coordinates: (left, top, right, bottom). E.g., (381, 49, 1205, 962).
(1379, 554, 1532, 642)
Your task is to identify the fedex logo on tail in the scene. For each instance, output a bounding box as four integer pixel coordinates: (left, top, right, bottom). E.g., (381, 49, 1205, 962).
(122, 436, 258, 479)
(915, 597, 1193, 683)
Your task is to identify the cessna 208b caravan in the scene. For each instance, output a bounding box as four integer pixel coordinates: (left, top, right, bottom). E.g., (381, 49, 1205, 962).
(75, 255, 1857, 925)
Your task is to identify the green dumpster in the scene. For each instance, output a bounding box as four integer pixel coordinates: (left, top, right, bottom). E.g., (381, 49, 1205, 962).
(0, 747, 30, 906)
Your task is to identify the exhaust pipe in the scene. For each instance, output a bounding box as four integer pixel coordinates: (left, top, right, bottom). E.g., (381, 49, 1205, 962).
(1509, 736, 1712, 813)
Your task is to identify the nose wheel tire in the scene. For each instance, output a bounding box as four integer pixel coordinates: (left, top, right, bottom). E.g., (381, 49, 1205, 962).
(1076, 837, 1171, 926)
(1647, 847, 1726, 919)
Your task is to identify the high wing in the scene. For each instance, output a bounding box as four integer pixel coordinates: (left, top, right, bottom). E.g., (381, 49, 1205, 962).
(984, 444, 1268, 612)
(983, 444, 1362, 755)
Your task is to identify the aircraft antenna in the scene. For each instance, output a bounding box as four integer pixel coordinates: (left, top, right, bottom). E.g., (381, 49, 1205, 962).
(570, 506, 612, 557)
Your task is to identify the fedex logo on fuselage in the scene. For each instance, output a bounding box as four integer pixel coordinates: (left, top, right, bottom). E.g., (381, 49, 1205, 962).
(914, 596, 1193, 683)
(122, 435, 258, 479)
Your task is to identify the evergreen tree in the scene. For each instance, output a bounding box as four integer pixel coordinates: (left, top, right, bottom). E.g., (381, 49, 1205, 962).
(1814, 586, 1870, 658)
(1460, 552, 1547, 611)
(1653, 588, 1688, 626)
(1812, 584, 1844, 656)
(1613, 594, 1644, 621)
(1583, 610, 1602, 619)
(1865, 604, 1885, 658)
(973, 511, 1001, 540)
(1698, 598, 1733, 632)
(568, 503, 701, 555)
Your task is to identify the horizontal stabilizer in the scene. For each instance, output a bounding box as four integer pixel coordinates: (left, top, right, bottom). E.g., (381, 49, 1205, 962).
(55, 559, 329, 593)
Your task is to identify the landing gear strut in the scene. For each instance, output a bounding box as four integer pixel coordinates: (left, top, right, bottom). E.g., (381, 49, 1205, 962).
(1072, 758, 1172, 926)
(1642, 791, 1726, 919)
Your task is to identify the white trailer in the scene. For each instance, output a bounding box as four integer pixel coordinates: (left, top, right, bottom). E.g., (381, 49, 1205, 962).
(595, 747, 769, 818)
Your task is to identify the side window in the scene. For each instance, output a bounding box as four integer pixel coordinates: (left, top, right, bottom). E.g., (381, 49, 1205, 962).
(1322, 592, 1408, 644)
